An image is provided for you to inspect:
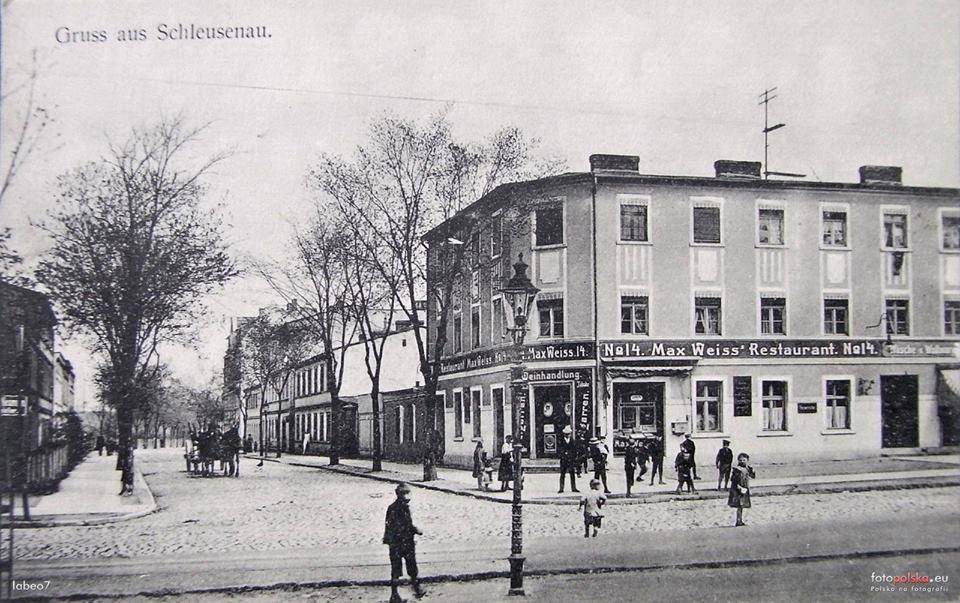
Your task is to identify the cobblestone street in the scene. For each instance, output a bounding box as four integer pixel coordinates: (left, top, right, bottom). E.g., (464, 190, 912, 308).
(15, 449, 960, 562)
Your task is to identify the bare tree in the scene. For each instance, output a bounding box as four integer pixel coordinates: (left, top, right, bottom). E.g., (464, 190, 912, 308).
(35, 118, 238, 494)
(311, 112, 564, 479)
(1, 49, 54, 207)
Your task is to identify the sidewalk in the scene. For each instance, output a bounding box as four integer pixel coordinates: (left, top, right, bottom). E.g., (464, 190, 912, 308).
(248, 451, 960, 504)
(13, 453, 156, 527)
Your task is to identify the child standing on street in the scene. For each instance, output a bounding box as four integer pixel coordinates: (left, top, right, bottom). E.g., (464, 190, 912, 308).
(481, 457, 494, 491)
(578, 478, 607, 538)
(728, 452, 756, 527)
(383, 483, 425, 602)
(715, 439, 733, 491)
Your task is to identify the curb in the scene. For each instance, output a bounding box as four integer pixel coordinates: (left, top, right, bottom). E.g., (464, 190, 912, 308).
(25, 545, 960, 600)
(12, 467, 159, 528)
(250, 455, 960, 506)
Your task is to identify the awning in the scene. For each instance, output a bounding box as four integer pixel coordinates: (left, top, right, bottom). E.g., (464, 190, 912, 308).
(604, 364, 697, 379)
(939, 368, 960, 411)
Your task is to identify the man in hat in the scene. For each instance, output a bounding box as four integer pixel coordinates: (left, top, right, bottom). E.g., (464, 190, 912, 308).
(648, 434, 666, 485)
(383, 483, 425, 602)
(680, 433, 700, 480)
(716, 439, 733, 491)
(557, 425, 579, 493)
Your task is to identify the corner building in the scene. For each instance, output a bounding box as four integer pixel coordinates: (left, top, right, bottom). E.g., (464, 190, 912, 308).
(425, 156, 960, 468)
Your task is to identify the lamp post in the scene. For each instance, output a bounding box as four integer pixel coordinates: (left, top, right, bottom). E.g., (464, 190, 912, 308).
(499, 253, 539, 596)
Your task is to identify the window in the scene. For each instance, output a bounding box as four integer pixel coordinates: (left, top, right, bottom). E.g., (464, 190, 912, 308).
(883, 213, 908, 248)
(758, 208, 784, 245)
(620, 204, 648, 242)
(492, 298, 505, 343)
(453, 390, 463, 439)
(694, 297, 722, 335)
(395, 407, 403, 444)
(535, 205, 564, 247)
(538, 298, 564, 338)
(822, 210, 847, 247)
(760, 298, 786, 335)
(824, 299, 849, 335)
(469, 231, 481, 262)
(471, 389, 482, 439)
(825, 380, 850, 429)
(453, 314, 463, 353)
(463, 387, 471, 424)
(620, 295, 649, 335)
(943, 214, 960, 250)
(471, 306, 481, 349)
(471, 271, 481, 300)
(885, 299, 909, 335)
(761, 381, 787, 431)
(490, 214, 502, 258)
(410, 404, 417, 442)
(695, 381, 722, 432)
(945, 301, 960, 335)
(693, 206, 721, 244)
(404, 404, 415, 443)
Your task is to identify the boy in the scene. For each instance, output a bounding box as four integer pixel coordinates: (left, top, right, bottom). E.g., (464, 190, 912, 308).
(589, 437, 611, 494)
(715, 439, 733, 491)
(578, 478, 607, 538)
(383, 483, 425, 602)
(675, 449, 697, 495)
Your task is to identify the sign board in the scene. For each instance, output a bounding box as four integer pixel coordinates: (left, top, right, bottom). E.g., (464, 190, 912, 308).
(733, 376, 752, 417)
(797, 402, 818, 414)
(600, 339, 884, 360)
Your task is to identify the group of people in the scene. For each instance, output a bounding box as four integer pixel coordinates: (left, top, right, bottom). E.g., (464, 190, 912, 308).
(470, 435, 518, 492)
(559, 428, 669, 496)
(185, 425, 243, 477)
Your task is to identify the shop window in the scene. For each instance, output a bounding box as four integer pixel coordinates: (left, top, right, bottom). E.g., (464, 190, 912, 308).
(758, 208, 784, 245)
(620, 203, 648, 242)
(822, 210, 847, 247)
(618, 405, 638, 430)
(883, 213, 908, 249)
(472, 389, 482, 439)
(538, 298, 564, 338)
(761, 380, 787, 431)
(453, 390, 463, 439)
(885, 299, 909, 335)
(943, 214, 960, 250)
(471, 305, 481, 349)
(453, 314, 463, 353)
(535, 205, 564, 247)
(695, 380, 722, 432)
(760, 297, 786, 335)
(824, 299, 849, 335)
(945, 301, 960, 335)
(695, 297, 722, 335)
(693, 206, 721, 244)
(825, 380, 850, 429)
(620, 295, 649, 335)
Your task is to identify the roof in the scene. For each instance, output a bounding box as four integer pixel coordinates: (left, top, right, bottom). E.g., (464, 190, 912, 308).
(424, 169, 960, 242)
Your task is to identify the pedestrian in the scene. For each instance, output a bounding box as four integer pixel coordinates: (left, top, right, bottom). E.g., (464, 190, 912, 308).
(557, 425, 579, 493)
(635, 436, 649, 483)
(623, 437, 638, 497)
(95, 434, 105, 456)
(728, 452, 756, 527)
(647, 435, 666, 485)
(302, 432, 311, 455)
(481, 456, 495, 491)
(383, 483, 425, 602)
(498, 435, 514, 491)
(675, 449, 697, 495)
(576, 435, 589, 477)
(680, 433, 700, 480)
(578, 478, 607, 538)
(716, 439, 733, 491)
(589, 436, 611, 494)
(472, 439, 486, 491)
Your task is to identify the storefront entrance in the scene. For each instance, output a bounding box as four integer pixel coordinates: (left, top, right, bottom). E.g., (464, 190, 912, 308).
(881, 374, 919, 448)
(532, 384, 572, 458)
(612, 381, 665, 453)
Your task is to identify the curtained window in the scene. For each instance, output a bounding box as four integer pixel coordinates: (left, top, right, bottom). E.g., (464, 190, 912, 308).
(826, 380, 850, 429)
(762, 381, 787, 431)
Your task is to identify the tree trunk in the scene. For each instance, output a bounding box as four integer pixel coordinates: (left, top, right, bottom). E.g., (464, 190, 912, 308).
(421, 380, 440, 481)
(117, 404, 136, 496)
(371, 386, 382, 472)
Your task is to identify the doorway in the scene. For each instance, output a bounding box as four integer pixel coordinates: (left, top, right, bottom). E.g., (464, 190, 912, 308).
(533, 384, 572, 458)
(881, 374, 919, 448)
(493, 386, 505, 450)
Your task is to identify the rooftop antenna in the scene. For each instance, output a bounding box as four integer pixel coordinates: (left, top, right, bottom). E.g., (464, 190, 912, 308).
(759, 88, 805, 179)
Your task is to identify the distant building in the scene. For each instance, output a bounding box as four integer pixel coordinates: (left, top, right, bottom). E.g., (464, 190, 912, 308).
(425, 156, 960, 467)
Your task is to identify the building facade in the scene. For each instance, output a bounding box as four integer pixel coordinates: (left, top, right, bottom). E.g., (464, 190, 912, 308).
(426, 156, 960, 468)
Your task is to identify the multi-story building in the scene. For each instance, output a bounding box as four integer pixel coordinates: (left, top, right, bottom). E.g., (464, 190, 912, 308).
(53, 353, 76, 417)
(425, 156, 960, 467)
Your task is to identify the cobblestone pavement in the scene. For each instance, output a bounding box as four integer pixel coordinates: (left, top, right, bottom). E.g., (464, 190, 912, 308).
(16, 449, 960, 562)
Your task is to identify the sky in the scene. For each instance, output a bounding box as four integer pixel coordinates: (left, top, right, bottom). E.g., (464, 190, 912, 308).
(1, 0, 958, 408)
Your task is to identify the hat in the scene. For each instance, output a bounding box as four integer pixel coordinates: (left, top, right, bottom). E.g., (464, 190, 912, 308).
(589, 437, 600, 444)
(395, 483, 411, 494)
(589, 478, 601, 487)
(562, 425, 573, 434)
(683, 432, 692, 437)
(722, 439, 730, 445)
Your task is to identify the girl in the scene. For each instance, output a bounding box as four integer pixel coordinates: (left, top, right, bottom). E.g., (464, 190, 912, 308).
(498, 435, 514, 491)
(728, 452, 756, 526)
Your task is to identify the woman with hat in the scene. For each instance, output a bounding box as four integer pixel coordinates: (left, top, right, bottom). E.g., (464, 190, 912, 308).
(498, 435, 514, 491)
(557, 425, 579, 493)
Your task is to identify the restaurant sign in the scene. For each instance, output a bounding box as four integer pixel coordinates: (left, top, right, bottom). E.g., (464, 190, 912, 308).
(440, 341, 594, 374)
(600, 339, 884, 360)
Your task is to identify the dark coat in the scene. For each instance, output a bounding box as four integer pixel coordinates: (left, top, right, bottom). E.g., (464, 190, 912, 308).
(472, 446, 486, 478)
(680, 437, 696, 456)
(383, 499, 420, 547)
(728, 464, 756, 508)
(624, 445, 638, 469)
(716, 447, 733, 468)
(675, 452, 694, 479)
(498, 451, 514, 482)
(558, 435, 578, 466)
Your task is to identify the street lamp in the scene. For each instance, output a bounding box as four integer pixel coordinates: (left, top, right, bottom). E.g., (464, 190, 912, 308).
(499, 253, 539, 596)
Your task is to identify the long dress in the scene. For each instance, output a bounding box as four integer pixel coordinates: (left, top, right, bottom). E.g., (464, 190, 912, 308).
(498, 443, 514, 482)
(728, 465, 756, 508)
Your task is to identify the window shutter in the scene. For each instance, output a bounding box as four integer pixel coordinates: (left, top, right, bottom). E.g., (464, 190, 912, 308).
(693, 207, 721, 243)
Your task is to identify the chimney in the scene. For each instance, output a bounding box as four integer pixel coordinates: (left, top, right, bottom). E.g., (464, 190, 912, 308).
(859, 165, 902, 186)
(589, 154, 639, 172)
(714, 160, 762, 180)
